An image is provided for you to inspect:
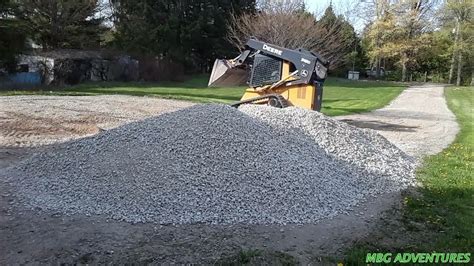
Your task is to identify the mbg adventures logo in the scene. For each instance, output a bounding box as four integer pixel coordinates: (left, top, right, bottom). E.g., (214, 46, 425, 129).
(366, 252, 471, 264)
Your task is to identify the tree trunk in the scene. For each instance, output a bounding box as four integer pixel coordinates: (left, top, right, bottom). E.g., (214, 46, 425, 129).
(456, 50, 463, 86)
(471, 69, 474, 86)
(375, 57, 381, 79)
(456, 29, 464, 86)
(402, 61, 407, 82)
(449, 21, 460, 84)
(448, 53, 456, 84)
(424, 71, 427, 82)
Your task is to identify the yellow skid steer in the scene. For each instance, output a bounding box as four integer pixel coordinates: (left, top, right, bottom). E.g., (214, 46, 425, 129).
(208, 38, 329, 111)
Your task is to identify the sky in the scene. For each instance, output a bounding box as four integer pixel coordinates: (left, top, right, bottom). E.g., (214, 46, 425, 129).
(306, 0, 344, 13)
(306, 0, 366, 32)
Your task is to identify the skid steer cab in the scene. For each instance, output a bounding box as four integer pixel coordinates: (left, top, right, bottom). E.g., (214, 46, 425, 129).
(208, 38, 330, 111)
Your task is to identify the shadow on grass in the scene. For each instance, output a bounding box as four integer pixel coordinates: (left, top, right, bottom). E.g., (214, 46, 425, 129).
(322, 99, 363, 103)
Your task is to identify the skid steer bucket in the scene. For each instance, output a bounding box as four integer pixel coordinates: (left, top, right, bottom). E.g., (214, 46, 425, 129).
(208, 59, 247, 87)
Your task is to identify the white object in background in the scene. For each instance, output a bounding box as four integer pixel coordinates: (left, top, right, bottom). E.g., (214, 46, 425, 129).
(348, 71, 360, 80)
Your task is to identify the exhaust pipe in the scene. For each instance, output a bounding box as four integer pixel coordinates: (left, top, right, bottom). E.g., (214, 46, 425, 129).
(208, 59, 247, 87)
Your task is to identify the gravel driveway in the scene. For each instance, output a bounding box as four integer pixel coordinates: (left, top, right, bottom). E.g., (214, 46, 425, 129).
(336, 85, 459, 158)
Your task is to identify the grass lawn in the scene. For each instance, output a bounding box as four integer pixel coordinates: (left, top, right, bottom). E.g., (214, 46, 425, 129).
(345, 86, 473, 264)
(413, 87, 473, 250)
(0, 75, 404, 116)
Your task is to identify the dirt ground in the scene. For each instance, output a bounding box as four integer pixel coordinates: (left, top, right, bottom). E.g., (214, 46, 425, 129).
(0, 95, 194, 147)
(0, 88, 459, 264)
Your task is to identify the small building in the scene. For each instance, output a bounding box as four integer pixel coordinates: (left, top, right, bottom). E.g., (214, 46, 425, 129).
(14, 50, 139, 85)
(347, 71, 360, 80)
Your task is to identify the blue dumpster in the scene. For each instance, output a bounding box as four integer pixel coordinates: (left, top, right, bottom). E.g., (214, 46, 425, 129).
(9, 72, 42, 85)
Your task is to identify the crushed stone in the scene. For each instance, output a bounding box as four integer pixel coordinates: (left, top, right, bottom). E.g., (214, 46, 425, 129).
(4, 104, 416, 225)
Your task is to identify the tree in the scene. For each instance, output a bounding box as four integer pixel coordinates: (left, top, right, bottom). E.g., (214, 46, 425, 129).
(395, 0, 436, 81)
(413, 29, 452, 82)
(15, 0, 106, 49)
(228, 0, 355, 69)
(443, 0, 473, 85)
(112, 0, 255, 72)
(363, 0, 436, 81)
(360, 0, 392, 78)
(319, 4, 360, 73)
(0, 0, 27, 71)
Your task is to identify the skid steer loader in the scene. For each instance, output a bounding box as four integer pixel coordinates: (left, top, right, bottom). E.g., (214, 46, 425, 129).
(208, 38, 329, 111)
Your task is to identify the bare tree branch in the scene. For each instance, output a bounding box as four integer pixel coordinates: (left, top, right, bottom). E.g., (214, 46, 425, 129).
(227, 0, 353, 68)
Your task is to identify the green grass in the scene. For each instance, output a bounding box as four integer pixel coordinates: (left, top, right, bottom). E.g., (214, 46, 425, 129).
(0, 75, 404, 116)
(344, 86, 473, 264)
(216, 249, 297, 265)
(412, 87, 473, 249)
(321, 78, 403, 116)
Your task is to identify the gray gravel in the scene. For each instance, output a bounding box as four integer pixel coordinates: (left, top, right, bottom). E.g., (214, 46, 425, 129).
(4, 104, 416, 225)
(336, 85, 459, 158)
(239, 105, 416, 187)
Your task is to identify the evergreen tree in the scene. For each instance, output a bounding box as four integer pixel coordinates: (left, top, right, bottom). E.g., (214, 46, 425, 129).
(0, 0, 27, 71)
(15, 0, 106, 49)
(319, 4, 359, 72)
(113, 0, 255, 71)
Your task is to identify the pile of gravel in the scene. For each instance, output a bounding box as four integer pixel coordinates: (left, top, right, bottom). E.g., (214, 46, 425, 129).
(4, 104, 416, 225)
(239, 105, 416, 187)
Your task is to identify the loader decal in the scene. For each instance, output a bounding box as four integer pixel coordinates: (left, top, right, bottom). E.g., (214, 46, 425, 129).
(262, 44, 283, 56)
(301, 58, 311, 64)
